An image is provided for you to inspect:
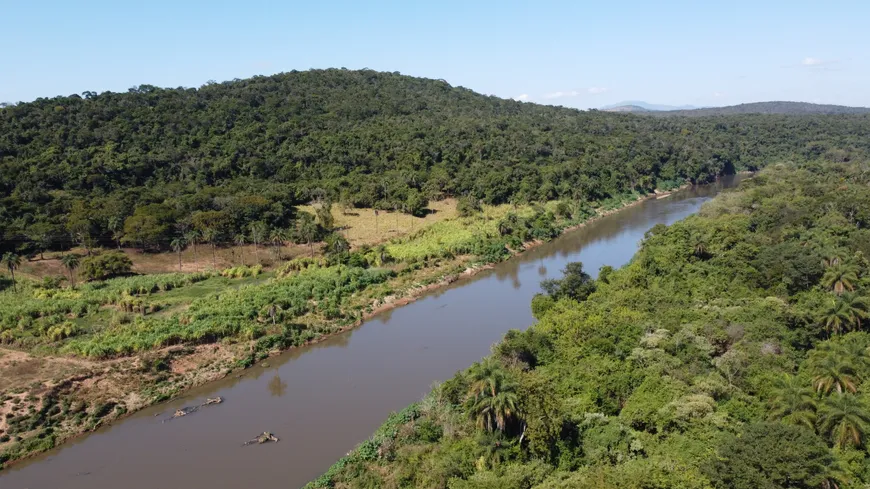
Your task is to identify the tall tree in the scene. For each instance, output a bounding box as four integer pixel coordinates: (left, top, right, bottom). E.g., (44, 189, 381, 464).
(466, 359, 521, 433)
(60, 253, 80, 288)
(269, 229, 285, 260)
(839, 292, 869, 331)
(767, 374, 816, 429)
(184, 230, 200, 264)
(249, 221, 268, 264)
(202, 228, 219, 269)
(296, 214, 319, 257)
(107, 216, 124, 250)
(821, 298, 855, 335)
(234, 233, 247, 265)
(2, 252, 22, 292)
(809, 349, 859, 395)
(170, 237, 186, 271)
(26, 225, 51, 260)
(822, 259, 859, 295)
(820, 394, 870, 449)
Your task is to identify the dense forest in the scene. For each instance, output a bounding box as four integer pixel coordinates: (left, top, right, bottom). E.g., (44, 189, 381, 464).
(3, 69, 870, 255)
(309, 161, 870, 489)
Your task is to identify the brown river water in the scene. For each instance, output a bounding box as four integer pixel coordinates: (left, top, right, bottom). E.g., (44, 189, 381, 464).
(0, 175, 744, 489)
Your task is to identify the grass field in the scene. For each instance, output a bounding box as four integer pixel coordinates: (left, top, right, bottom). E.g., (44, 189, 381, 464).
(298, 198, 458, 247)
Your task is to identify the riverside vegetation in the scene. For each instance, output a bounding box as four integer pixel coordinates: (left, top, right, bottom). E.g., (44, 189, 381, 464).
(2, 69, 870, 473)
(308, 161, 870, 489)
(0, 183, 660, 468)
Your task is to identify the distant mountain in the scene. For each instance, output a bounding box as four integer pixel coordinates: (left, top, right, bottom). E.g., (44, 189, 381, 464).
(659, 101, 870, 117)
(602, 104, 650, 113)
(601, 101, 698, 112)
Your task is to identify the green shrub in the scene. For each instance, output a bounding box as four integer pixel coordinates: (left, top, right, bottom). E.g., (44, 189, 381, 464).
(80, 252, 133, 281)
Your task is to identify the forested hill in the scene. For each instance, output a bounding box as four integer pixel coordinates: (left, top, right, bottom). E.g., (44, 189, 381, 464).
(658, 101, 870, 117)
(2, 68, 870, 254)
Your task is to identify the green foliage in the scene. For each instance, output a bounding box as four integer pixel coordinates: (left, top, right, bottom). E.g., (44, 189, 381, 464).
(457, 197, 483, 217)
(530, 294, 555, 320)
(61, 265, 393, 358)
(219, 264, 263, 278)
(539, 262, 595, 302)
(310, 162, 870, 488)
(705, 423, 833, 489)
(322, 233, 351, 264)
(405, 189, 429, 217)
(122, 204, 177, 250)
(79, 252, 133, 281)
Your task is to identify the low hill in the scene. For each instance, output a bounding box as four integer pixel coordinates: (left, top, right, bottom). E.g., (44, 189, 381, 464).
(2, 69, 870, 256)
(660, 101, 870, 116)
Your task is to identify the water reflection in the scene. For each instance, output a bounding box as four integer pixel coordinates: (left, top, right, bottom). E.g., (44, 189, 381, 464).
(268, 374, 288, 397)
(378, 308, 395, 325)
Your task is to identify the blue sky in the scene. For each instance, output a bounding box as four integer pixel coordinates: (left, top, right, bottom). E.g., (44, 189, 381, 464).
(2, 0, 868, 109)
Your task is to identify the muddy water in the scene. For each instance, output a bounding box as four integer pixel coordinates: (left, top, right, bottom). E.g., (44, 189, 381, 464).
(1, 175, 744, 489)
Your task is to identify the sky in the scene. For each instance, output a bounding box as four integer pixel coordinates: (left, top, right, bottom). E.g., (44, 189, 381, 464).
(2, 0, 869, 109)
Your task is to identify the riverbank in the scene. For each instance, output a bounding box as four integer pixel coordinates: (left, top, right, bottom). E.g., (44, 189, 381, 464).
(0, 181, 710, 469)
(304, 163, 865, 489)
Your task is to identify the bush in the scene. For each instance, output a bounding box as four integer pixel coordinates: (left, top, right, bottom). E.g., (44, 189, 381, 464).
(80, 252, 133, 281)
(457, 196, 482, 217)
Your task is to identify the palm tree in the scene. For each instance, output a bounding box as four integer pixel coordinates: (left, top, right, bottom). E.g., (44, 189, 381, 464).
(768, 374, 816, 429)
(809, 350, 859, 395)
(821, 299, 855, 335)
(839, 292, 870, 331)
(234, 233, 247, 265)
(838, 339, 870, 373)
(170, 237, 186, 271)
(820, 394, 870, 449)
(184, 230, 200, 264)
(469, 383, 520, 432)
(107, 216, 123, 250)
(466, 358, 520, 432)
(2, 252, 22, 292)
(296, 215, 318, 257)
(249, 222, 268, 264)
(269, 229, 285, 260)
(202, 228, 218, 269)
(822, 259, 859, 295)
(60, 253, 80, 288)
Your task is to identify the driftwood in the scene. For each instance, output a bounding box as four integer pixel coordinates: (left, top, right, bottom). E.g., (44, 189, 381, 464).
(162, 397, 223, 422)
(243, 431, 280, 446)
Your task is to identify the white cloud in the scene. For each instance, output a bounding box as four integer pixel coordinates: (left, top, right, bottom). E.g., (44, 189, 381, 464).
(514, 94, 529, 101)
(801, 57, 824, 66)
(543, 90, 580, 99)
(712, 91, 725, 98)
(587, 87, 608, 94)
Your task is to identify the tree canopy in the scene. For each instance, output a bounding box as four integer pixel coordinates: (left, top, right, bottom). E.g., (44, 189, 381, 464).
(3, 69, 870, 253)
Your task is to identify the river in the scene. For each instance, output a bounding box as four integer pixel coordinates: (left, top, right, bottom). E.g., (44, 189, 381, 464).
(0, 175, 744, 489)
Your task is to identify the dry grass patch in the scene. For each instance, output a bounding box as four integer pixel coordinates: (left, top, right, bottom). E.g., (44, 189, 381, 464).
(299, 199, 457, 248)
